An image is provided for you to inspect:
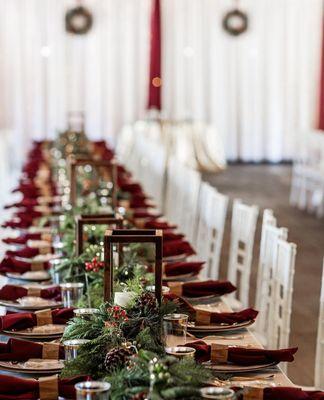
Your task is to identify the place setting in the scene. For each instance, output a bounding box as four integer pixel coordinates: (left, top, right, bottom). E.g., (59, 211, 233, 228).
(0, 284, 62, 311)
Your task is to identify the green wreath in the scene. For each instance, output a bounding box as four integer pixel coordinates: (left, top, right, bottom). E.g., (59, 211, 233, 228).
(65, 6, 93, 35)
(223, 9, 248, 36)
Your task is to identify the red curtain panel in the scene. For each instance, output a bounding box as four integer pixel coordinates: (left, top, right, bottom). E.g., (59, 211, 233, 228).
(319, 14, 324, 130)
(147, 0, 162, 110)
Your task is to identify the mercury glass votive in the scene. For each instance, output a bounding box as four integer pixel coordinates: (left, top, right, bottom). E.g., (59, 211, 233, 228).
(60, 283, 84, 307)
(200, 388, 236, 399)
(64, 339, 90, 361)
(75, 381, 111, 400)
(73, 308, 99, 320)
(165, 346, 196, 359)
(163, 313, 189, 347)
(146, 285, 170, 295)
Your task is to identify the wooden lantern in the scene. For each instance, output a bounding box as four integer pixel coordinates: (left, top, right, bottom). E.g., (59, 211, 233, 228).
(68, 156, 117, 208)
(75, 213, 124, 256)
(104, 229, 163, 304)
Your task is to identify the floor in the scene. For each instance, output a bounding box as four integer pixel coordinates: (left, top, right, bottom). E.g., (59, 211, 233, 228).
(204, 164, 324, 386)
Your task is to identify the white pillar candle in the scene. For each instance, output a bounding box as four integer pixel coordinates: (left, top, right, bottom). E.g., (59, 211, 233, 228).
(114, 291, 135, 307)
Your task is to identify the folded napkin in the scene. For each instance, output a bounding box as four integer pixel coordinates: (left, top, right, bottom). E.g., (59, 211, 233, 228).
(0, 307, 74, 331)
(119, 182, 144, 194)
(4, 199, 38, 209)
(130, 193, 150, 202)
(168, 280, 236, 298)
(143, 220, 177, 230)
(0, 374, 87, 400)
(197, 308, 258, 325)
(2, 219, 33, 229)
(15, 210, 43, 220)
(163, 231, 185, 242)
(163, 293, 257, 325)
(6, 246, 53, 259)
(0, 338, 64, 361)
(163, 240, 196, 258)
(0, 257, 49, 274)
(186, 340, 298, 365)
(2, 233, 42, 245)
(132, 210, 161, 219)
(164, 261, 204, 277)
(235, 387, 324, 400)
(0, 285, 61, 301)
(129, 198, 152, 208)
(4, 198, 56, 209)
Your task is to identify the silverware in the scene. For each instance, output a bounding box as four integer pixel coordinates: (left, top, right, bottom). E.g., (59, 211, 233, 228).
(186, 333, 245, 341)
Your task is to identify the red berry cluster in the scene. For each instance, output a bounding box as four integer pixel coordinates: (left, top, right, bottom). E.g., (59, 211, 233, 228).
(108, 305, 129, 322)
(85, 257, 104, 272)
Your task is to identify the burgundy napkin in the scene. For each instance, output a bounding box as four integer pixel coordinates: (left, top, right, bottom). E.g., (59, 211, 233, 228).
(163, 240, 196, 257)
(168, 280, 236, 298)
(14, 210, 43, 220)
(2, 219, 34, 229)
(119, 182, 144, 194)
(130, 193, 150, 202)
(163, 231, 185, 242)
(0, 308, 74, 331)
(0, 338, 64, 361)
(163, 293, 257, 325)
(206, 308, 258, 325)
(186, 340, 298, 365)
(143, 219, 177, 230)
(0, 374, 87, 400)
(6, 246, 53, 258)
(164, 261, 204, 277)
(0, 257, 50, 273)
(132, 210, 161, 219)
(234, 387, 324, 400)
(0, 285, 61, 301)
(129, 198, 152, 208)
(4, 199, 38, 209)
(2, 233, 42, 245)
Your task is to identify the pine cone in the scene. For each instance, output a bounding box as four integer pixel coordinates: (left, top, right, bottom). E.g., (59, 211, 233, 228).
(104, 347, 133, 372)
(135, 292, 158, 315)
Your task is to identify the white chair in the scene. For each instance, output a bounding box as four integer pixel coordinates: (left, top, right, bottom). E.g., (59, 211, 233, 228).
(177, 167, 201, 244)
(196, 183, 228, 279)
(253, 210, 288, 346)
(227, 199, 259, 309)
(164, 156, 184, 224)
(133, 134, 167, 213)
(268, 239, 296, 374)
(290, 131, 324, 217)
(315, 259, 324, 389)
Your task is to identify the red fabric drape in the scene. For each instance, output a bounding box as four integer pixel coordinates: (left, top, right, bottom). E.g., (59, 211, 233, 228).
(319, 15, 324, 130)
(147, 0, 161, 110)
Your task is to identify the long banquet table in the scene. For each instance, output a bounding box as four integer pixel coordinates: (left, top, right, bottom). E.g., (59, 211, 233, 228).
(0, 135, 320, 400)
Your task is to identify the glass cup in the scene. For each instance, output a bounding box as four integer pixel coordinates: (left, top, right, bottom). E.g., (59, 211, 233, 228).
(60, 282, 84, 307)
(49, 258, 69, 284)
(163, 313, 188, 347)
(64, 339, 90, 361)
(75, 381, 111, 400)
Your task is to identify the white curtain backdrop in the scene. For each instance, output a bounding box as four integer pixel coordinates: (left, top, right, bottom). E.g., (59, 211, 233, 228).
(0, 0, 323, 162)
(0, 0, 150, 162)
(162, 0, 323, 162)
